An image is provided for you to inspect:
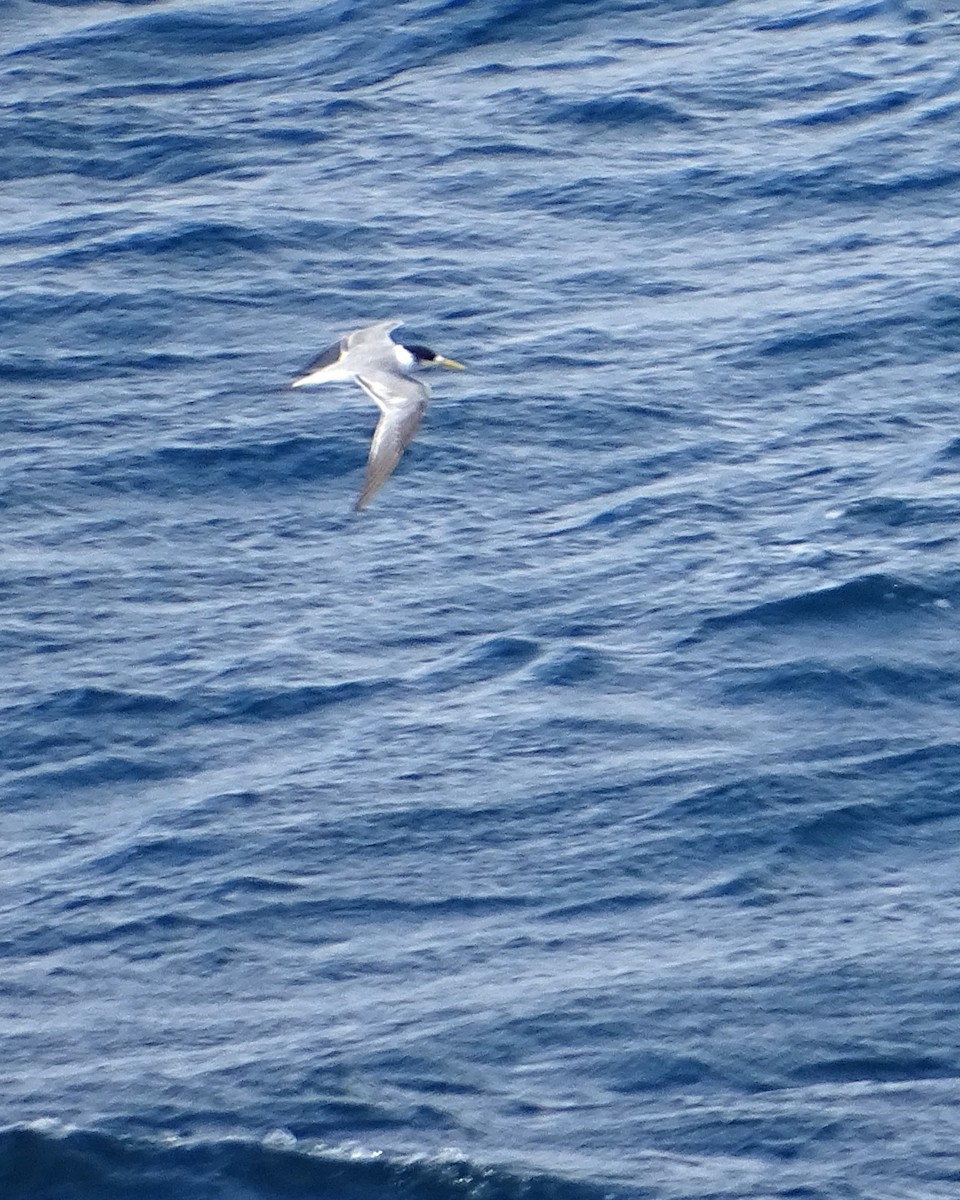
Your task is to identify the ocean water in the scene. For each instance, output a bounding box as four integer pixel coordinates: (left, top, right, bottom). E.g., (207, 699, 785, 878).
(4, 0, 960, 1197)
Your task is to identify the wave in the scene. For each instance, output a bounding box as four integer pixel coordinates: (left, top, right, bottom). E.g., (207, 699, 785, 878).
(0, 1125, 613, 1200)
(540, 94, 694, 129)
(33, 221, 275, 266)
(696, 572, 948, 635)
(63, 434, 362, 499)
(756, 1, 902, 32)
(777, 88, 916, 128)
(721, 659, 960, 709)
(8, 0, 615, 102)
(1, 629, 563, 793)
(8, 7, 333, 64)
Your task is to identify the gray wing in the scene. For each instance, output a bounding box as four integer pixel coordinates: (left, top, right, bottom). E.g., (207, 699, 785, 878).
(344, 319, 404, 351)
(354, 371, 428, 510)
(295, 335, 348, 378)
(292, 319, 403, 387)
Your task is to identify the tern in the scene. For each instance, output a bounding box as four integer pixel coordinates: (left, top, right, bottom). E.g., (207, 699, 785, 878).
(290, 319, 465, 511)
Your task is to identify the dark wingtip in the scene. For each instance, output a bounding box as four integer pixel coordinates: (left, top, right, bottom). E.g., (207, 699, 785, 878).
(354, 487, 374, 513)
(296, 339, 343, 379)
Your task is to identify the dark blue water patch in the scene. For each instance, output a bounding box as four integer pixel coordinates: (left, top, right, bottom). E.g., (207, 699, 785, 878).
(13, 882, 391, 965)
(10, 6, 337, 64)
(0, 212, 118, 257)
(784, 799, 907, 859)
(299, 789, 588, 853)
(736, 295, 960, 388)
(662, 771, 836, 824)
(77, 134, 249, 189)
(0, 116, 94, 185)
(282, 1098, 457, 1139)
(647, 1106, 854, 1170)
(352, 1050, 484, 1100)
(504, 175, 682, 227)
(536, 434, 738, 520)
(789, 1052, 955, 1086)
(0, 1126, 616, 1200)
(722, 660, 960, 710)
(91, 831, 237, 879)
(620, 762, 955, 885)
(935, 433, 960, 465)
(546, 490, 733, 537)
(697, 573, 948, 636)
(0, 355, 105, 384)
(221, 679, 389, 722)
(551, 269, 699, 303)
(0, 686, 210, 783)
(683, 867, 782, 905)
(41, 221, 274, 268)
(0, 286, 172, 341)
(541, 93, 694, 130)
(27, 0, 165, 7)
(3, 907, 212, 962)
(920, 93, 960, 125)
(224, 892, 537, 931)
(830, 741, 960, 809)
(539, 888, 667, 921)
(4, 752, 188, 806)
(607, 1047, 722, 1094)
(74, 434, 362, 499)
(304, 0, 619, 91)
(748, 161, 960, 212)
(25, 218, 380, 280)
(418, 0, 608, 49)
(3, 308, 237, 389)
(0, 113, 243, 186)
(531, 645, 610, 686)
(9, 685, 183, 723)
(71, 71, 322, 102)
(838, 495, 960, 534)
(570, 782, 807, 888)
(437, 140, 557, 162)
(755, 1, 891, 32)
(1, 671, 407, 793)
(412, 635, 542, 691)
(205, 874, 306, 914)
(775, 753, 960, 865)
(778, 88, 917, 127)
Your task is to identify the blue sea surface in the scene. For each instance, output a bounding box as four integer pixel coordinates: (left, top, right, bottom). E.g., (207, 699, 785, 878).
(4, 1, 960, 1197)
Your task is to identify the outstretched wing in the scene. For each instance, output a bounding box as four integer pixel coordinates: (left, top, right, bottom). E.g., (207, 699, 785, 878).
(354, 373, 427, 510)
(291, 320, 404, 388)
(291, 335, 349, 385)
(344, 318, 403, 350)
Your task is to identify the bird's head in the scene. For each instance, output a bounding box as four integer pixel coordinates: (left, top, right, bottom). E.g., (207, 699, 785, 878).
(400, 343, 466, 371)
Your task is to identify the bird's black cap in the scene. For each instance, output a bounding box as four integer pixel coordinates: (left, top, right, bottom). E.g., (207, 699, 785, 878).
(401, 343, 439, 363)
